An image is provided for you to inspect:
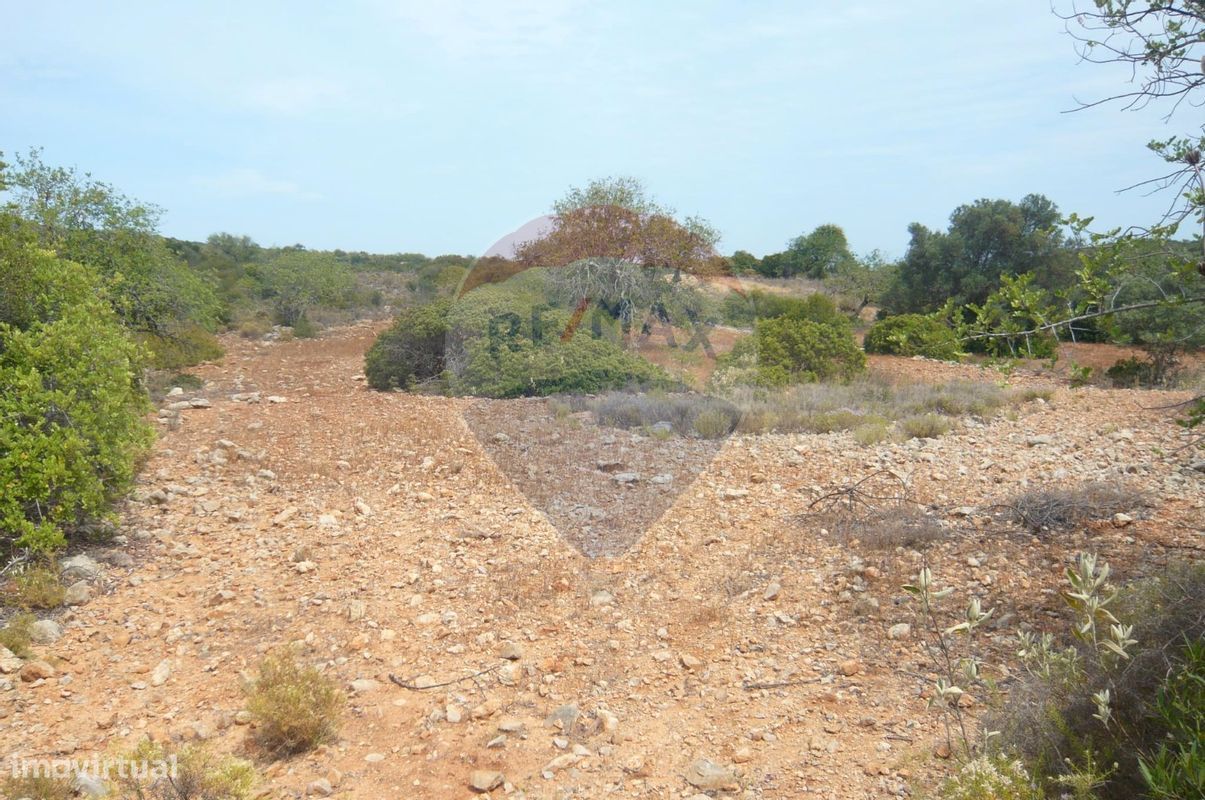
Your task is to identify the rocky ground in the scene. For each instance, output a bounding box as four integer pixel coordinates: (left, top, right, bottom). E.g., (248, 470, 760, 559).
(1, 323, 1202, 799)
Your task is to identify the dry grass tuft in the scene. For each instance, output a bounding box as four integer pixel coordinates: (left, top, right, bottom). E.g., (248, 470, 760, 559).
(114, 741, 257, 800)
(1006, 482, 1146, 532)
(1, 774, 75, 800)
(0, 611, 36, 657)
(3, 561, 65, 610)
(244, 649, 343, 756)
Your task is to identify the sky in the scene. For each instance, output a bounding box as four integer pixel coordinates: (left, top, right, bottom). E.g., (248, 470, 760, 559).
(1, 1, 1191, 259)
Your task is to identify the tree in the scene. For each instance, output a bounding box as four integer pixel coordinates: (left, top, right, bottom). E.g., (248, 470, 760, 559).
(784, 223, 855, 278)
(882, 194, 1074, 314)
(3, 149, 222, 364)
(260, 251, 354, 327)
(515, 176, 722, 275)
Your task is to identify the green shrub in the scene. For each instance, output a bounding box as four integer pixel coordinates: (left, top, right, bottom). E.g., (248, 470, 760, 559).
(989, 560, 1205, 800)
(1139, 638, 1205, 800)
(290, 313, 318, 339)
(114, 740, 257, 800)
(451, 333, 671, 398)
(852, 421, 891, 445)
(750, 316, 865, 385)
(898, 413, 952, 439)
(723, 290, 851, 330)
(864, 313, 960, 360)
(693, 407, 739, 439)
(0, 612, 36, 657)
(583, 392, 738, 437)
(364, 299, 451, 390)
(244, 649, 343, 756)
(0, 246, 154, 553)
(140, 323, 224, 370)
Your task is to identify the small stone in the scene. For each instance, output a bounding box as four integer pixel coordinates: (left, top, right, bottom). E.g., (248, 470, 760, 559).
(469, 770, 504, 793)
(64, 581, 92, 606)
(73, 774, 108, 798)
(349, 679, 379, 694)
(499, 641, 523, 660)
(295, 561, 317, 574)
(20, 660, 56, 682)
(363, 753, 385, 764)
(1026, 435, 1054, 447)
(762, 582, 781, 601)
(273, 506, 299, 526)
(732, 746, 753, 763)
(680, 653, 703, 670)
(234, 710, 253, 725)
(354, 498, 373, 517)
(446, 705, 463, 723)
(307, 778, 334, 797)
(721, 488, 749, 500)
(684, 758, 738, 791)
(498, 717, 525, 733)
(30, 619, 63, 645)
(590, 589, 615, 607)
(60, 554, 102, 582)
(1112, 512, 1134, 527)
(267, 395, 287, 404)
(347, 600, 366, 622)
(0, 646, 21, 674)
(611, 472, 640, 484)
(546, 704, 580, 732)
(839, 659, 862, 676)
(150, 660, 172, 687)
(888, 623, 912, 640)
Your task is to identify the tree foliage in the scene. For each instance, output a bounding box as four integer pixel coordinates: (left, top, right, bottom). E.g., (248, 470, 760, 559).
(259, 250, 355, 327)
(883, 194, 1073, 314)
(3, 149, 223, 366)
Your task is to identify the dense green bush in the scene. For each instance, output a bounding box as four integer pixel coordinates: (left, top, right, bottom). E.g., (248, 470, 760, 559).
(260, 251, 355, 327)
(0, 245, 153, 553)
(749, 316, 865, 385)
(864, 313, 960, 360)
(364, 299, 452, 390)
(723, 289, 851, 330)
(450, 333, 671, 398)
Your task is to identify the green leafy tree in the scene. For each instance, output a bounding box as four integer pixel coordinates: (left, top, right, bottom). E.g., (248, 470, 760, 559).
(3, 149, 222, 365)
(749, 316, 865, 385)
(260, 251, 354, 327)
(883, 194, 1074, 314)
(784, 223, 856, 279)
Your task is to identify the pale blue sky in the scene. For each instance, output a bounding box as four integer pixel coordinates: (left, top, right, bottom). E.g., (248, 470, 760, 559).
(1, 1, 1184, 258)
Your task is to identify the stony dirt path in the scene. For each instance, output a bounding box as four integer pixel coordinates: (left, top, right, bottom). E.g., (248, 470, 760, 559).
(3, 323, 1201, 799)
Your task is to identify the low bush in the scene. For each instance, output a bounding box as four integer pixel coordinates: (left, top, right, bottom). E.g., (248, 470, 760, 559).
(1006, 483, 1145, 533)
(364, 299, 451, 390)
(0, 774, 74, 800)
(0, 246, 154, 553)
(938, 755, 1044, 800)
(2, 560, 65, 609)
(988, 559, 1205, 800)
(865, 313, 960, 360)
(898, 412, 952, 439)
(0, 612, 36, 657)
(580, 392, 739, 438)
(750, 316, 866, 385)
(244, 649, 343, 756)
(113, 740, 257, 800)
(1139, 638, 1205, 799)
(723, 290, 852, 330)
(450, 334, 672, 398)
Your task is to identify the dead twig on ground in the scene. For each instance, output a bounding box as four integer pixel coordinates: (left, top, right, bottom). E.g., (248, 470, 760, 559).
(389, 664, 502, 691)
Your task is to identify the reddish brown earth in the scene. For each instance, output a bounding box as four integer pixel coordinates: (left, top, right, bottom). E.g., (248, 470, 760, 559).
(2, 323, 1201, 799)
